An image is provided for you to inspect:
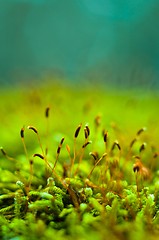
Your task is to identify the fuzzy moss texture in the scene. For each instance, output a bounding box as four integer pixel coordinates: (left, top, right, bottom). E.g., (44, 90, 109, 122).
(0, 83, 159, 240)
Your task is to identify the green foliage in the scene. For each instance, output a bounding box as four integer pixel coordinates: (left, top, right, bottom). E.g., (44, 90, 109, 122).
(0, 84, 159, 239)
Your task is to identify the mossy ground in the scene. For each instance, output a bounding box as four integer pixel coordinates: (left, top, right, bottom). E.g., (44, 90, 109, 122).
(0, 82, 159, 240)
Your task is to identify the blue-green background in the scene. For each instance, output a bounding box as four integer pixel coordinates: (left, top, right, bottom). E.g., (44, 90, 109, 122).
(0, 0, 159, 88)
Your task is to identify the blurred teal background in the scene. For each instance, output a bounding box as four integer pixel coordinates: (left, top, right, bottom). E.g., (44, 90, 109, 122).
(0, 0, 159, 88)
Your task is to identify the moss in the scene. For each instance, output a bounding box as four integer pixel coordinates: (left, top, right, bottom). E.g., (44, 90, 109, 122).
(1, 84, 159, 239)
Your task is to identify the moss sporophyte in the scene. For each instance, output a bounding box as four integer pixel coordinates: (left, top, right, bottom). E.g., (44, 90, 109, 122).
(1, 106, 159, 240)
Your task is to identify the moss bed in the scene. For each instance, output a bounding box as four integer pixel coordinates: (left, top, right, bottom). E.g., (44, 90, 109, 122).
(0, 83, 159, 240)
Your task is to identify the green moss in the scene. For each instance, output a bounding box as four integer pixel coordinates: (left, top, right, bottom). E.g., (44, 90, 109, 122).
(0, 83, 159, 239)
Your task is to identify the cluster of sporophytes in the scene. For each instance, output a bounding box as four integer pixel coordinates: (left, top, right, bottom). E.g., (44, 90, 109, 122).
(1, 105, 159, 240)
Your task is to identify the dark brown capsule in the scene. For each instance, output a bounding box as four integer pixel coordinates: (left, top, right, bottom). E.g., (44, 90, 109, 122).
(153, 152, 158, 158)
(57, 146, 61, 154)
(103, 131, 108, 143)
(115, 141, 121, 151)
(139, 143, 146, 153)
(74, 124, 82, 138)
(134, 155, 140, 160)
(29, 159, 34, 165)
(130, 138, 137, 148)
(89, 152, 98, 161)
(57, 137, 65, 154)
(20, 127, 25, 138)
(45, 107, 50, 118)
(60, 137, 65, 145)
(82, 141, 92, 148)
(136, 127, 146, 136)
(133, 165, 140, 173)
(33, 153, 44, 159)
(0, 147, 7, 156)
(28, 126, 38, 134)
(111, 141, 121, 151)
(84, 127, 89, 139)
(85, 125, 90, 137)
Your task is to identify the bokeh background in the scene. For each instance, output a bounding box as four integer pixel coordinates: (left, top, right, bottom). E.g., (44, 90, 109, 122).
(0, 0, 159, 89)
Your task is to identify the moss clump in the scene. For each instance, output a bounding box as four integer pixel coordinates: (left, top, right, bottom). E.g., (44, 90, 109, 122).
(1, 85, 159, 240)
